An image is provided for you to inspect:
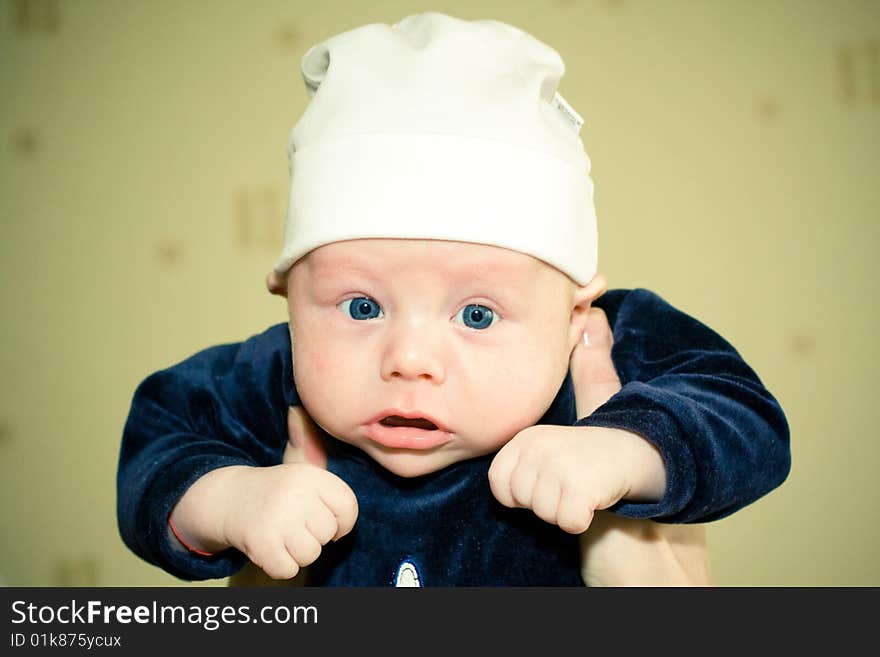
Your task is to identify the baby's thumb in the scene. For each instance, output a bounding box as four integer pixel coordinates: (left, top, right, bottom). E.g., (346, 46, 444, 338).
(283, 406, 328, 469)
(570, 307, 623, 419)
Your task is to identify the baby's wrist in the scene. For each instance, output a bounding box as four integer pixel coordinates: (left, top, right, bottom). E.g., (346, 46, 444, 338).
(167, 513, 215, 556)
(169, 465, 253, 555)
(611, 429, 667, 503)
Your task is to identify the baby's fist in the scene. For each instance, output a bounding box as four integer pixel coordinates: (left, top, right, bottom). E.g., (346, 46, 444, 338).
(225, 463, 358, 580)
(488, 425, 630, 534)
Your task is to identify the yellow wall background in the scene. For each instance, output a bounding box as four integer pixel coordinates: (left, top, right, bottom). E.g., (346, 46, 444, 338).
(1, 0, 877, 587)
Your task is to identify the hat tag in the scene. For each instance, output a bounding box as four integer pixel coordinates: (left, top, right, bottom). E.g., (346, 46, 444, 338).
(552, 91, 584, 135)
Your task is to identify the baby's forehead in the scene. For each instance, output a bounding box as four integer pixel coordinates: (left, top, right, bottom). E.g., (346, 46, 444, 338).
(303, 238, 546, 281)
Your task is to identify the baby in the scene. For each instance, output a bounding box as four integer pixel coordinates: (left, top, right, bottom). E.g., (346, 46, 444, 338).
(117, 13, 790, 586)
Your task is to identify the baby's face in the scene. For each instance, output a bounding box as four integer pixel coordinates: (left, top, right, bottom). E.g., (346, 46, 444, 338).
(285, 238, 600, 477)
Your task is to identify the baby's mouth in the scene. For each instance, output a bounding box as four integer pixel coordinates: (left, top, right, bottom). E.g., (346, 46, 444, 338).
(380, 415, 438, 431)
(366, 413, 452, 450)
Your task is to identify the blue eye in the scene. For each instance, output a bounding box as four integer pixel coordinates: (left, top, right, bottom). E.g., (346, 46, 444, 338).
(454, 304, 497, 330)
(338, 297, 383, 320)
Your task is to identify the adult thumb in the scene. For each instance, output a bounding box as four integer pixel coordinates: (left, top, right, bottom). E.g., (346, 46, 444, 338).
(283, 406, 328, 469)
(569, 307, 623, 419)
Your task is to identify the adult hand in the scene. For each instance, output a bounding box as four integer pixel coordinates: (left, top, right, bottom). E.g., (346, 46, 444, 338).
(227, 404, 349, 587)
(573, 307, 712, 586)
(283, 405, 328, 468)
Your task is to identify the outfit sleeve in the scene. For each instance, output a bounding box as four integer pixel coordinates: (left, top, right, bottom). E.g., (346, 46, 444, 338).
(585, 288, 791, 523)
(116, 324, 297, 581)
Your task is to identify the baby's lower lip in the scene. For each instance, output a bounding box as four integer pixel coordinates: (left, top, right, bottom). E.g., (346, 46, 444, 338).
(364, 423, 453, 450)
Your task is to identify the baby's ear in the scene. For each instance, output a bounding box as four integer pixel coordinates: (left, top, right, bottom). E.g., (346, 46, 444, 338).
(568, 273, 607, 350)
(266, 270, 289, 297)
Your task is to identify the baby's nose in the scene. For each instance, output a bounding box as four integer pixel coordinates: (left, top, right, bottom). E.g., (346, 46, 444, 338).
(379, 324, 446, 384)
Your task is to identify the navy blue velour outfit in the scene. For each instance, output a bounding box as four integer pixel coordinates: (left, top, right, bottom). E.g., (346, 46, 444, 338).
(117, 288, 790, 585)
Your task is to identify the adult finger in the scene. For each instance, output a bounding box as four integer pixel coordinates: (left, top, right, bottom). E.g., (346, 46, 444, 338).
(283, 406, 328, 469)
(570, 307, 622, 419)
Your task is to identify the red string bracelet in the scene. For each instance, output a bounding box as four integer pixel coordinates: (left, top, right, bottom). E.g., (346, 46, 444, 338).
(167, 515, 215, 557)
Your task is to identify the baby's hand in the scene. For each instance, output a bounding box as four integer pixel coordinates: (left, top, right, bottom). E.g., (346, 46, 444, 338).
(489, 424, 643, 533)
(219, 461, 358, 580)
(488, 307, 665, 534)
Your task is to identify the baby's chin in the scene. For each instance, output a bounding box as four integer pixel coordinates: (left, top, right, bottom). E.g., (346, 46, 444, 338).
(355, 443, 488, 479)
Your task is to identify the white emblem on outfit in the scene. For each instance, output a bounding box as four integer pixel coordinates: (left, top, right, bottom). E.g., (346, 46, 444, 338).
(394, 560, 423, 587)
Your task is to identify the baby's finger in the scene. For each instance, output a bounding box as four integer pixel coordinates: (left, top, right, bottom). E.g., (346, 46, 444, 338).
(555, 486, 595, 535)
(317, 476, 359, 540)
(570, 307, 622, 419)
(304, 506, 341, 546)
(284, 406, 328, 468)
(487, 443, 521, 508)
(508, 458, 539, 510)
(529, 473, 561, 525)
(250, 539, 300, 580)
(284, 531, 323, 569)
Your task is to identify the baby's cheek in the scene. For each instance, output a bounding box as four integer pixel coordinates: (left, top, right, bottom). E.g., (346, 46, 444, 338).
(293, 339, 371, 433)
(294, 339, 329, 375)
(470, 370, 551, 440)
(499, 346, 568, 418)
(292, 341, 338, 407)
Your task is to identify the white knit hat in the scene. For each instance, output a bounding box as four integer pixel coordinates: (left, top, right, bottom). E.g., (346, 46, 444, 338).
(273, 12, 598, 284)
